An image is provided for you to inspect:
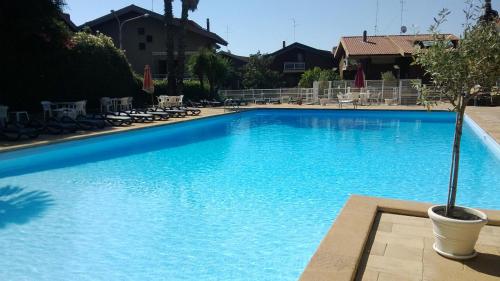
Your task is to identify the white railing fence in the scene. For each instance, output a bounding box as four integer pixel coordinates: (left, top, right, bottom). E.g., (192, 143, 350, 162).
(219, 88, 316, 103)
(219, 79, 423, 105)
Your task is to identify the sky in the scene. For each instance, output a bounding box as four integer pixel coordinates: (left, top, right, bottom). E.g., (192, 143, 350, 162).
(64, 0, 499, 56)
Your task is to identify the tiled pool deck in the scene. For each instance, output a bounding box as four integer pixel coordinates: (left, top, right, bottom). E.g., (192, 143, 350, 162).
(299, 196, 500, 281)
(2, 104, 500, 281)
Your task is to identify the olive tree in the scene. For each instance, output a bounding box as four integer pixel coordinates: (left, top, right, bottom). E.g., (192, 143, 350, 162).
(413, 2, 500, 217)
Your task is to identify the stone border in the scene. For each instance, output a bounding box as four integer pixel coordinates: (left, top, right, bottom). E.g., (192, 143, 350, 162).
(464, 114, 500, 158)
(0, 109, 236, 154)
(299, 195, 500, 281)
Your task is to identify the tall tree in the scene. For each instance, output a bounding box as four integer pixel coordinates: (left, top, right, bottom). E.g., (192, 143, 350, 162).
(242, 52, 282, 89)
(188, 48, 210, 89)
(188, 49, 231, 97)
(164, 0, 176, 95)
(177, 0, 200, 95)
(1, 0, 71, 109)
(414, 5, 499, 217)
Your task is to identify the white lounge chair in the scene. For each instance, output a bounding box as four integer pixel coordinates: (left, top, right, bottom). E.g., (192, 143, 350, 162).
(337, 93, 358, 109)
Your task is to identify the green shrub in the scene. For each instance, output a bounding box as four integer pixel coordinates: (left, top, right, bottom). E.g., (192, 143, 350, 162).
(59, 32, 140, 110)
(299, 67, 339, 88)
(381, 71, 396, 81)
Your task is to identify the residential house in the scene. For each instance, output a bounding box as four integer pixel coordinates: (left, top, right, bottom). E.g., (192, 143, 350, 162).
(334, 32, 459, 81)
(59, 12, 78, 32)
(268, 42, 336, 87)
(218, 51, 249, 89)
(218, 51, 249, 69)
(81, 5, 227, 77)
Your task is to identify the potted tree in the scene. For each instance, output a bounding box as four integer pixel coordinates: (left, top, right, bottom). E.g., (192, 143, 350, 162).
(413, 3, 500, 260)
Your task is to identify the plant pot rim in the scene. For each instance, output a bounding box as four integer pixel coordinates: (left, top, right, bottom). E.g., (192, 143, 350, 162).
(428, 205, 488, 224)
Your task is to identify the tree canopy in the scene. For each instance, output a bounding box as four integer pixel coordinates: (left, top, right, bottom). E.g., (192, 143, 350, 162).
(242, 53, 282, 89)
(298, 67, 339, 88)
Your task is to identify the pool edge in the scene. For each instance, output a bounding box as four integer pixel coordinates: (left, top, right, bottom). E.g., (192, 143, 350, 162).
(464, 114, 500, 158)
(299, 195, 500, 281)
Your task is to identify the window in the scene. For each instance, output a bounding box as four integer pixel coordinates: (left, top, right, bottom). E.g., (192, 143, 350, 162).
(137, 27, 145, 35)
(139, 42, 146, 50)
(146, 35, 153, 43)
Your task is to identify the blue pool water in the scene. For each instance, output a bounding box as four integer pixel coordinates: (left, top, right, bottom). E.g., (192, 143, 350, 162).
(1, 109, 499, 280)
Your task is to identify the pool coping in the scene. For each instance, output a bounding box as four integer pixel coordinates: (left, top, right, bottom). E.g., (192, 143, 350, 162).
(299, 195, 500, 281)
(0, 109, 238, 154)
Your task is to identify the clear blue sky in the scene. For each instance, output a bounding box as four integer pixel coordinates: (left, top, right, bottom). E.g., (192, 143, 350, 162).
(64, 0, 498, 56)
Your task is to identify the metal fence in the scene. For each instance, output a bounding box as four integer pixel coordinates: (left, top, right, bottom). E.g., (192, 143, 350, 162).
(219, 79, 423, 105)
(219, 88, 316, 103)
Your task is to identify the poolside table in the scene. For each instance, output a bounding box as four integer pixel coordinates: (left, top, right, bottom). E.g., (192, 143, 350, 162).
(52, 102, 78, 118)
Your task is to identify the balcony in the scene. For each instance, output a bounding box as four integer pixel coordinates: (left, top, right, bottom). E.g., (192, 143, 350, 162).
(283, 62, 306, 73)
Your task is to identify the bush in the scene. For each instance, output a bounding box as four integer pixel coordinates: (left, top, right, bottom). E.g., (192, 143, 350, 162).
(299, 67, 339, 88)
(242, 52, 282, 89)
(59, 32, 140, 110)
(381, 71, 396, 81)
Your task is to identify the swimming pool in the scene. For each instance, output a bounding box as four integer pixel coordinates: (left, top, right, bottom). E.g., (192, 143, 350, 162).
(1, 109, 499, 280)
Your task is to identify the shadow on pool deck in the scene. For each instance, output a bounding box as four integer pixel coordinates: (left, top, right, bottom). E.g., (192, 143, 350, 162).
(0, 185, 54, 228)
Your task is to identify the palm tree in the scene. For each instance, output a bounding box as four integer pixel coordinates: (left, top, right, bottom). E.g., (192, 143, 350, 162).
(164, 0, 176, 95)
(188, 48, 210, 89)
(177, 0, 200, 95)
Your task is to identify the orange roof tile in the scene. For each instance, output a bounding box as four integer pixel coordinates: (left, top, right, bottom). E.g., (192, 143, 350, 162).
(336, 34, 459, 58)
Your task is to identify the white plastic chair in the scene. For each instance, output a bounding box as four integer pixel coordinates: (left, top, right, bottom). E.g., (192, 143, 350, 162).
(120, 97, 133, 111)
(0, 105, 8, 126)
(178, 95, 184, 107)
(368, 92, 382, 105)
(100, 97, 112, 112)
(41, 101, 53, 120)
(75, 100, 87, 116)
(337, 93, 358, 109)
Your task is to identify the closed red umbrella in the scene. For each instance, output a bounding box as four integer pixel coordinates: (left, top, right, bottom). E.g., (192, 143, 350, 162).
(143, 65, 155, 105)
(354, 64, 365, 89)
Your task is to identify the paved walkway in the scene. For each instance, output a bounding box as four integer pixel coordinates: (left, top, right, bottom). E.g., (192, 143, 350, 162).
(356, 213, 500, 281)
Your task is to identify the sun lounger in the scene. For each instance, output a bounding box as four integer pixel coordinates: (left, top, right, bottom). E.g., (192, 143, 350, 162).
(269, 98, 281, 104)
(124, 110, 157, 122)
(288, 97, 303, 105)
(76, 115, 107, 129)
(0, 122, 40, 141)
(187, 100, 203, 108)
(145, 108, 171, 121)
(57, 116, 94, 130)
(156, 107, 187, 118)
(255, 98, 267, 104)
(173, 106, 201, 116)
(102, 112, 133, 126)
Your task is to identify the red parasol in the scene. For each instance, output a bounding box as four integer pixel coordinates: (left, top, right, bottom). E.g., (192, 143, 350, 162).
(354, 64, 365, 89)
(143, 65, 155, 105)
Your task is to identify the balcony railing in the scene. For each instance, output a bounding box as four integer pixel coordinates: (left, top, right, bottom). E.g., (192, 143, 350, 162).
(283, 62, 305, 73)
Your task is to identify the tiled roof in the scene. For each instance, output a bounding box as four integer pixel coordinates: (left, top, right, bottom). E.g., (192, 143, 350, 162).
(335, 34, 459, 58)
(269, 42, 332, 57)
(81, 5, 227, 46)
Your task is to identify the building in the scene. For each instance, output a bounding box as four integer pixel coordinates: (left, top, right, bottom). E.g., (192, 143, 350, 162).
(81, 5, 227, 77)
(334, 32, 459, 81)
(218, 51, 249, 89)
(218, 51, 249, 69)
(59, 12, 78, 32)
(268, 42, 336, 87)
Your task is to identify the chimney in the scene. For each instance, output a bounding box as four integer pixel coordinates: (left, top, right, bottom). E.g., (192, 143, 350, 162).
(363, 30, 367, 42)
(206, 18, 210, 31)
(282, 41, 286, 48)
